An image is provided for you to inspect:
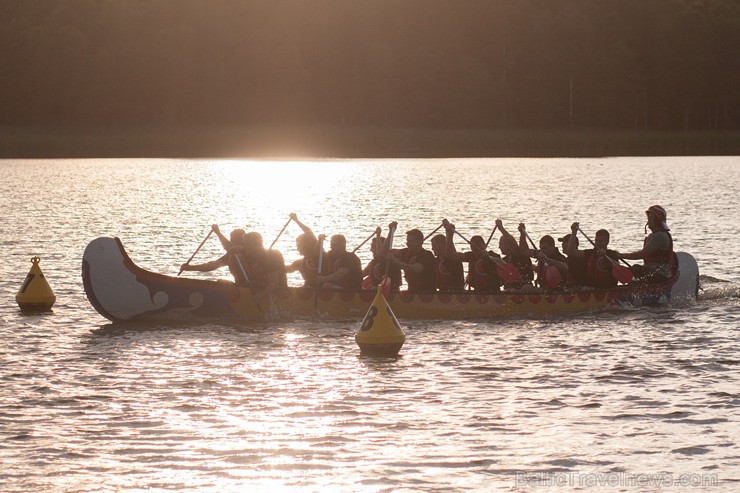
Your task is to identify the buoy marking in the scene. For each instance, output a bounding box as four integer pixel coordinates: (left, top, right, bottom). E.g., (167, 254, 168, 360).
(19, 274, 34, 294)
(360, 306, 378, 331)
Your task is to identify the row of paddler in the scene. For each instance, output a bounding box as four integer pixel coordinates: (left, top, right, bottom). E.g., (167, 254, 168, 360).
(195, 209, 672, 296)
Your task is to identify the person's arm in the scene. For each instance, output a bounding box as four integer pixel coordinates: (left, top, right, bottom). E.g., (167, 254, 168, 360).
(181, 254, 227, 272)
(379, 222, 399, 258)
(517, 223, 538, 257)
(537, 251, 569, 276)
(496, 219, 523, 253)
(443, 220, 466, 262)
(389, 256, 424, 274)
(286, 258, 302, 273)
(620, 232, 669, 260)
(211, 224, 233, 250)
(290, 213, 317, 241)
(567, 222, 585, 258)
(317, 267, 349, 285)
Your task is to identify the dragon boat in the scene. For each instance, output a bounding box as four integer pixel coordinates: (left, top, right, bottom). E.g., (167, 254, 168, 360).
(82, 237, 699, 323)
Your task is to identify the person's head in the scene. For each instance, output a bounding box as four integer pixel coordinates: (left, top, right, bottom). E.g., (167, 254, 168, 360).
(405, 228, 424, 252)
(296, 233, 317, 256)
(330, 234, 347, 252)
(370, 236, 386, 258)
(242, 232, 264, 253)
(499, 235, 517, 256)
(230, 228, 246, 244)
(558, 233, 578, 252)
(430, 234, 446, 256)
(645, 205, 669, 232)
(594, 229, 610, 250)
(539, 235, 556, 255)
(470, 235, 485, 252)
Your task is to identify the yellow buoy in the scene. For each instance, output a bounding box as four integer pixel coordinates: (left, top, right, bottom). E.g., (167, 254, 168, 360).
(16, 256, 56, 312)
(355, 290, 405, 357)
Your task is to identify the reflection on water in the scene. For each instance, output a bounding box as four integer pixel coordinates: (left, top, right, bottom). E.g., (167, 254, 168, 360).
(0, 157, 739, 491)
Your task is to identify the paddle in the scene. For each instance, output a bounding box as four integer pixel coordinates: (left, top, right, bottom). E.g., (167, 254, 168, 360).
(423, 223, 444, 242)
(452, 229, 520, 284)
(313, 235, 326, 312)
(484, 224, 498, 248)
(379, 224, 396, 298)
(269, 217, 293, 250)
(576, 226, 633, 284)
(178, 229, 213, 276)
(360, 227, 383, 289)
(352, 227, 381, 254)
(521, 228, 561, 289)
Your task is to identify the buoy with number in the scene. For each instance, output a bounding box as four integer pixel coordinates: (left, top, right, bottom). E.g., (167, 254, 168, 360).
(355, 290, 405, 357)
(16, 256, 56, 312)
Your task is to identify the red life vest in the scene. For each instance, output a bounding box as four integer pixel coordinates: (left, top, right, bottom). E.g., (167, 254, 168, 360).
(436, 257, 464, 291)
(502, 252, 533, 289)
(465, 252, 500, 292)
(401, 248, 437, 292)
(584, 250, 618, 288)
(535, 251, 567, 288)
(367, 258, 402, 290)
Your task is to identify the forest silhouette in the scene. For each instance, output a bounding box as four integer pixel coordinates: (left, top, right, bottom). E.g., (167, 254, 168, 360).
(1, 0, 738, 157)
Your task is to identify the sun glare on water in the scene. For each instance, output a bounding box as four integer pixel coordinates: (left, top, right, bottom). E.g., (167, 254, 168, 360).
(210, 160, 367, 229)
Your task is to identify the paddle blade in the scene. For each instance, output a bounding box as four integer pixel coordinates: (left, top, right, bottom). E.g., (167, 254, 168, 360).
(544, 265, 561, 288)
(611, 263, 634, 284)
(361, 275, 374, 290)
(495, 262, 520, 284)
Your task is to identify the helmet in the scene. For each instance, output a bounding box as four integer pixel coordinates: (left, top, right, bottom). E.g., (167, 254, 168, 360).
(645, 205, 669, 230)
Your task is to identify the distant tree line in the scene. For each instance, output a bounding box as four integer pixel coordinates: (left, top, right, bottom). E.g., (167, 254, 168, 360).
(1, 0, 738, 132)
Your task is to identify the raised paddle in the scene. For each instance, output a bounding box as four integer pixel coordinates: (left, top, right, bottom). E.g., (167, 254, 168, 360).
(178, 229, 213, 276)
(313, 235, 326, 312)
(269, 216, 293, 250)
(379, 224, 397, 298)
(522, 228, 561, 289)
(576, 226, 634, 284)
(352, 227, 381, 254)
(484, 224, 498, 248)
(452, 229, 520, 284)
(423, 222, 444, 242)
(360, 227, 383, 289)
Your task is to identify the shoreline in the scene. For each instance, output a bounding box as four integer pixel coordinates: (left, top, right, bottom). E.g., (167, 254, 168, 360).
(1, 125, 738, 159)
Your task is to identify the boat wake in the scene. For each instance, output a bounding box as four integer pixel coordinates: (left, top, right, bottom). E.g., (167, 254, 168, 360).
(698, 275, 740, 302)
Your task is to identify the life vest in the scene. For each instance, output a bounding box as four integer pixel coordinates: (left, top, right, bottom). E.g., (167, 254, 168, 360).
(584, 249, 618, 288)
(535, 251, 567, 288)
(401, 248, 437, 292)
(326, 250, 362, 290)
(436, 257, 464, 291)
(502, 252, 533, 289)
(366, 258, 402, 291)
(465, 252, 501, 292)
(565, 256, 588, 285)
(243, 256, 269, 288)
(298, 255, 319, 286)
(643, 230, 675, 265)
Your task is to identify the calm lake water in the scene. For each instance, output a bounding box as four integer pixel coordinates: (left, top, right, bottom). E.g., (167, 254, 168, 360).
(1, 157, 739, 492)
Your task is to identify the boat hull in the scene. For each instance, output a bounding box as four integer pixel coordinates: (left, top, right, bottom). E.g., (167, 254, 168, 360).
(81, 237, 699, 323)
